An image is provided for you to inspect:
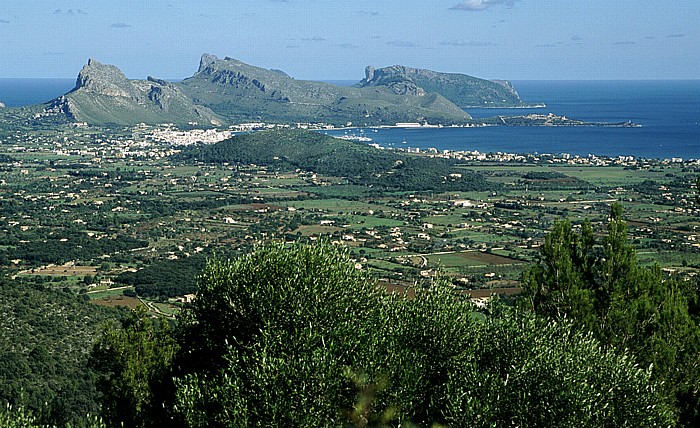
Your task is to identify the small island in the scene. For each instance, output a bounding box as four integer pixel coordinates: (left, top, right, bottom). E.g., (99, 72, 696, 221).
(486, 113, 641, 127)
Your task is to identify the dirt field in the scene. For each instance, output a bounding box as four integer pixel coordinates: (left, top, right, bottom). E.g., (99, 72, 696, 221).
(380, 282, 520, 300)
(425, 251, 524, 268)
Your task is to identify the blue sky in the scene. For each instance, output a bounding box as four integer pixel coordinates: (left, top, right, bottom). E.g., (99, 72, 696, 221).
(0, 0, 698, 80)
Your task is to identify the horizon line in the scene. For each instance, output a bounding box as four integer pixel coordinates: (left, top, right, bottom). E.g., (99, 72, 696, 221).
(2, 77, 700, 82)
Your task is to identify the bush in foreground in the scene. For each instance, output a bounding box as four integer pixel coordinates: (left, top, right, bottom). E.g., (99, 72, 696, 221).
(165, 242, 673, 427)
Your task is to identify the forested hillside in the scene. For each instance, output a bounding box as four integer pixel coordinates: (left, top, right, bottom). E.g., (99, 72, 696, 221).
(0, 278, 120, 426)
(178, 129, 488, 192)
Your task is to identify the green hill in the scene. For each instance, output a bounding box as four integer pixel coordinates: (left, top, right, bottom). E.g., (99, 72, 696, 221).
(178, 128, 488, 192)
(0, 279, 118, 425)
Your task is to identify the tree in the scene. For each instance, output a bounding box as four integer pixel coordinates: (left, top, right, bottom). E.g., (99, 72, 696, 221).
(173, 242, 382, 427)
(521, 219, 597, 329)
(84, 241, 676, 427)
(171, 241, 673, 427)
(444, 309, 674, 428)
(89, 307, 178, 428)
(521, 203, 700, 425)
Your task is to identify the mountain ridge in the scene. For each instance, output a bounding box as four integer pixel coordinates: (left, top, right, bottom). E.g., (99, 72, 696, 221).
(36, 54, 538, 126)
(179, 54, 474, 126)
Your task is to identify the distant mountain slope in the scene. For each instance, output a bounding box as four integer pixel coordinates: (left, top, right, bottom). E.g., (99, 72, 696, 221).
(357, 65, 528, 108)
(46, 59, 223, 126)
(35, 55, 539, 126)
(177, 54, 472, 126)
(178, 128, 488, 192)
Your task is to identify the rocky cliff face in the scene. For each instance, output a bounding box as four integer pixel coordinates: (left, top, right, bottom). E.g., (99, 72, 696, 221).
(358, 65, 528, 108)
(189, 55, 292, 103)
(74, 59, 136, 98)
(46, 58, 222, 126)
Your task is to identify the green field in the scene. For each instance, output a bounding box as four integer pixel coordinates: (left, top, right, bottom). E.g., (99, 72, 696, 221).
(1, 124, 697, 300)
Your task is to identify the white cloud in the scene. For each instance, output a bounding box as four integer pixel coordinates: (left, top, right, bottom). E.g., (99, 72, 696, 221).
(451, 0, 519, 12)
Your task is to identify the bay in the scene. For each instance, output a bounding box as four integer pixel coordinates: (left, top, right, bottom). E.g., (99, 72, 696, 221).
(325, 80, 700, 160)
(2, 78, 698, 160)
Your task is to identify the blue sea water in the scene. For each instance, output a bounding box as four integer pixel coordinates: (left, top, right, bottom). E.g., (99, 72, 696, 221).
(326, 80, 700, 160)
(0, 78, 75, 108)
(1, 79, 698, 159)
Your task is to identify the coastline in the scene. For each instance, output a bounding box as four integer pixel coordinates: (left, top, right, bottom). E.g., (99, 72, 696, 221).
(461, 103, 547, 109)
(322, 129, 697, 164)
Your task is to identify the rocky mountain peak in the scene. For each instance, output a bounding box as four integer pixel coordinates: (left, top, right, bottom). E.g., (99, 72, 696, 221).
(365, 66, 375, 82)
(198, 53, 221, 73)
(147, 76, 173, 87)
(75, 58, 133, 98)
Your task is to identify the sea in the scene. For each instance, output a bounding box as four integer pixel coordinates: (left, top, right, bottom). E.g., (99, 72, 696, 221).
(325, 80, 700, 160)
(1, 78, 699, 160)
(0, 78, 75, 108)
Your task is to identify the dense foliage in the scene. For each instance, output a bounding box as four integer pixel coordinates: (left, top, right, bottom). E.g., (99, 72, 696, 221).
(117, 256, 207, 298)
(0, 403, 105, 428)
(89, 308, 178, 428)
(0, 278, 119, 426)
(4, 210, 697, 426)
(5, 233, 148, 265)
(521, 204, 700, 425)
(178, 129, 488, 192)
(85, 242, 674, 427)
(0, 153, 16, 163)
